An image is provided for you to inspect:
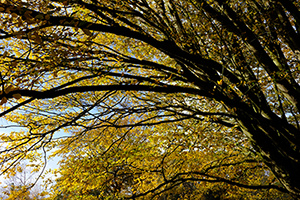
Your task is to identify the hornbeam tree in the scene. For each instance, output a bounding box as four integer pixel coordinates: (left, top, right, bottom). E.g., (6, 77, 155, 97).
(0, 0, 300, 198)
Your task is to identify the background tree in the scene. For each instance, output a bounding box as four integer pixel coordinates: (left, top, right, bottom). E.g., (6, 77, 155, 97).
(0, 163, 47, 200)
(1, 0, 300, 198)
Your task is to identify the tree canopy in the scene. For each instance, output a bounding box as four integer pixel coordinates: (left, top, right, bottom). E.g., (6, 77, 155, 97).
(1, 0, 300, 199)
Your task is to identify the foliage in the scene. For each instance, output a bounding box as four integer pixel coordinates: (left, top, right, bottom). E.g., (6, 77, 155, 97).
(47, 121, 292, 199)
(1, 0, 300, 199)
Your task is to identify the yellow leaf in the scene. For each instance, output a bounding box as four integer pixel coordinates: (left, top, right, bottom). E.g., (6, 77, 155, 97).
(33, 33, 42, 44)
(35, 35, 42, 44)
(13, 93, 22, 100)
(82, 28, 92, 36)
(45, 14, 50, 20)
(3, 51, 9, 57)
(0, 97, 7, 105)
(12, 13, 18, 18)
(17, 166, 22, 172)
(35, 14, 44, 20)
(4, 85, 13, 93)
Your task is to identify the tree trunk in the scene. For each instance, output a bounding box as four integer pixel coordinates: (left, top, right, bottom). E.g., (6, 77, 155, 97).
(237, 109, 300, 198)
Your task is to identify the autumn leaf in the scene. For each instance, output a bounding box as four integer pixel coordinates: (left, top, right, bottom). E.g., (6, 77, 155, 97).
(82, 28, 92, 36)
(0, 97, 7, 105)
(12, 93, 22, 100)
